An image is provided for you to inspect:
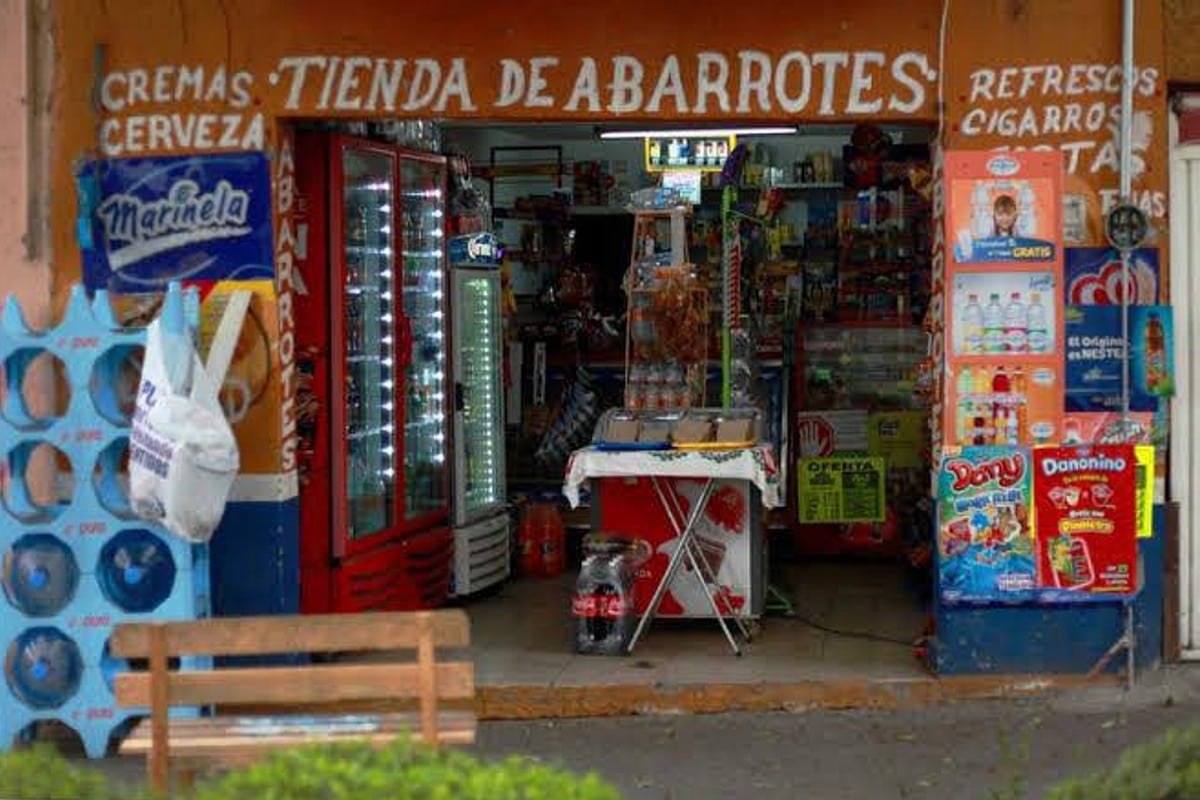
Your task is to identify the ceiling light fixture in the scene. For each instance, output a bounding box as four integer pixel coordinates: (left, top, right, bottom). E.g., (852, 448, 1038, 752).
(598, 126, 798, 140)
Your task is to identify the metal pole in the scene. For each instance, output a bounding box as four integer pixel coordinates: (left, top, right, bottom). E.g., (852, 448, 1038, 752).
(1119, 0, 1136, 428)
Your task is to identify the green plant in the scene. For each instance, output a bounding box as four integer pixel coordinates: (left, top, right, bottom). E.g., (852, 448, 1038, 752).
(1048, 721, 1200, 800)
(988, 723, 1032, 800)
(0, 743, 131, 800)
(192, 739, 624, 800)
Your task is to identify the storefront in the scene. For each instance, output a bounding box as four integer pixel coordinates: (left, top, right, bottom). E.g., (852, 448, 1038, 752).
(1, 0, 1183, 718)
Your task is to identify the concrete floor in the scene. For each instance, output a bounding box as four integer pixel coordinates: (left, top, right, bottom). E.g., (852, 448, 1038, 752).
(461, 561, 929, 688)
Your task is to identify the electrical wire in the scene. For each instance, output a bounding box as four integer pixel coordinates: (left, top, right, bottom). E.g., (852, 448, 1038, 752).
(778, 608, 921, 648)
(936, 0, 951, 149)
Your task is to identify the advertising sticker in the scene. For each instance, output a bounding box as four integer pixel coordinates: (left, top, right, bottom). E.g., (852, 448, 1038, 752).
(1063, 412, 1155, 446)
(947, 154, 1058, 265)
(77, 153, 274, 293)
(794, 410, 869, 456)
(1135, 445, 1154, 539)
(1033, 445, 1138, 595)
(1065, 247, 1160, 306)
(798, 456, 885, 524)
(868, 411, 926, 469)
(1064, 306, 1174, 412)
(937, 447, 1036, 604)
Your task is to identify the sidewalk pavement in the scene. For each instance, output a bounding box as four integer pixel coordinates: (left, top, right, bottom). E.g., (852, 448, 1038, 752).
(89, 665, 1200, 799)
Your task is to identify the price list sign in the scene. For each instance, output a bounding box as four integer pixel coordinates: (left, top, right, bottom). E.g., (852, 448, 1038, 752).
(798, 456, 886, 523)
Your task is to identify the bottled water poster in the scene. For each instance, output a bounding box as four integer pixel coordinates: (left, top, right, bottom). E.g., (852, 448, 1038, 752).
(946, 153, 1059, 265)
(940, 150, 1064, 449)
(937, 446, 1037, 604)
(950, 271, 1057, 356)
(1032, 445, 1137, 596)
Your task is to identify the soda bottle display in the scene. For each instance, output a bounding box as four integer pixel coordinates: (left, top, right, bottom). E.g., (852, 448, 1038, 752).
(97, 530, 177, 613)
(983, 294, 1005, 353)
(1144, 312, 1167, 393)
(961, 294, 984, 354)
(4, 627, 83, 710)
(2, 534, 80, 617)
(1003, 293, 1027, 353)
(1025, 292, 1049, 353)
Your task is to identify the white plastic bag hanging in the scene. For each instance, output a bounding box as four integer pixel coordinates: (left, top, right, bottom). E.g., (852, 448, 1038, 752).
(129, 291, 252, 543)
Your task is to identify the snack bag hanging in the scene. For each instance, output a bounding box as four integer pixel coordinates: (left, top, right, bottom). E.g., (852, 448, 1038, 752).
(129, 291, 252, 543)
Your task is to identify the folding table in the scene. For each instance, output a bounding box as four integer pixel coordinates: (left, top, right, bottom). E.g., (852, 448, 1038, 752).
(564, 444, 781, 655)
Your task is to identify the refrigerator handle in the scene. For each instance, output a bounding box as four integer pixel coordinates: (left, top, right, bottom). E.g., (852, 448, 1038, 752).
(397, 315, 414, 368)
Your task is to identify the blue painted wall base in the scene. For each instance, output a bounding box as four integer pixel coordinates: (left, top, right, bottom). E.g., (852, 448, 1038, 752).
(209, 497, 305, 666)
(209, 498, 299, 618)
(928, 506, 1165, 675)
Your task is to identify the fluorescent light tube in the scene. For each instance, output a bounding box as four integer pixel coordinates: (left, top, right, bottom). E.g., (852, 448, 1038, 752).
(598, 126, 798, 139)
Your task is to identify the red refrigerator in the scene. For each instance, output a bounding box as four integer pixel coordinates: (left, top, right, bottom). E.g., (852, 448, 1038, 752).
(294, 132, 453, 613)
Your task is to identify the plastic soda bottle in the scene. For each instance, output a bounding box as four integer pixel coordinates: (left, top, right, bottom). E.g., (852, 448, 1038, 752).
(1144, 312, 1167, 393)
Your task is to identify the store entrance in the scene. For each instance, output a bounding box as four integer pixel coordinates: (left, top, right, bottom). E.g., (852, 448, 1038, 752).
(436, 120, 937, 687)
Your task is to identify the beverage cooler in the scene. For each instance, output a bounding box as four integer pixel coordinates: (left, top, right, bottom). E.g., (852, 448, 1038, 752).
(295, 132, 453, 613)
(447, 233, 509, 596)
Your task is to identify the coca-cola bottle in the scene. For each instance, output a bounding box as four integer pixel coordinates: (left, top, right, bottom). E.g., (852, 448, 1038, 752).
(572, 544, 638, 656)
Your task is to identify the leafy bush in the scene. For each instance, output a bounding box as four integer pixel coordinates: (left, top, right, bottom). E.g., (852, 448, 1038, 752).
(1048, 721, 1200, 800)
(193, 739, 623, 800)
(0, 743, 132, 800)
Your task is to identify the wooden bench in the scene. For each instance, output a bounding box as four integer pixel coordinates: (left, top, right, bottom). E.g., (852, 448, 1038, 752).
(110, 610, 475, 795)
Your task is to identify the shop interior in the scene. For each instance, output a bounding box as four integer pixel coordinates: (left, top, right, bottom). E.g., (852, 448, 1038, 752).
(438, 120, 937, 686)
(290, 118, 940, 687)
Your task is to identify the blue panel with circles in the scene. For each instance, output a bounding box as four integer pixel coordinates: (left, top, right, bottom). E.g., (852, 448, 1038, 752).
(0, 284, 208, 758)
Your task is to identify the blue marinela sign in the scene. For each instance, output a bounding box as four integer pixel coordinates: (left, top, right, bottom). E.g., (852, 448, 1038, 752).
(78, 152, 274, 292)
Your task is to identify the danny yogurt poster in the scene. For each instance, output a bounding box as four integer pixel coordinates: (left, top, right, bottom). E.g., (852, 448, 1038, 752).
(937, 447, 1036, 604)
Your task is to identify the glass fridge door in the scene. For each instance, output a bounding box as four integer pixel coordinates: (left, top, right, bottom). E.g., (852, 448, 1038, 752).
(339, 146, 399, 541)
(400, 157, 449, 522)
(454, 271, 504, 522)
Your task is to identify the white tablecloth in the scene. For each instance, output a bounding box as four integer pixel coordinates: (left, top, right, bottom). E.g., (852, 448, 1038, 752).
(563, 445, 782, 509)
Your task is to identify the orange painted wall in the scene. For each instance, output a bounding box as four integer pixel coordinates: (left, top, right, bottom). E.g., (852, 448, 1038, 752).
(0, 0, 51, 328)
(48, 0, 1167, 306)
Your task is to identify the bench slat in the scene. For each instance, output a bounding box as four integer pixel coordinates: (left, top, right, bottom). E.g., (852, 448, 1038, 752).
(115, 662, 474, 707)
(109, 610, 469, 658)
(120, 712, 477, 757)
